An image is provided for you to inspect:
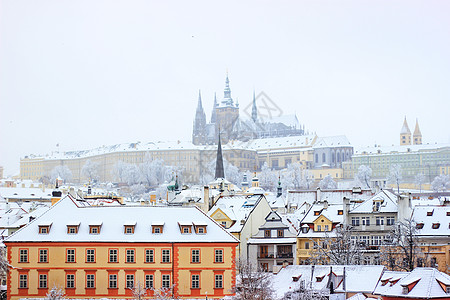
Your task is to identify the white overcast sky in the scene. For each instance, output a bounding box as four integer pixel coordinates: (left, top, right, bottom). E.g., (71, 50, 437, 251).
(1, 0, 450, 176)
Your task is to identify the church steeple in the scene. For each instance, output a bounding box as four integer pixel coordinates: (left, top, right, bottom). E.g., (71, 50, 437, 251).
(413, 118, 422, 145)
(192, 90, 207, 145)
(215, 131, 225, 179)
(400, 116, 412, 145)
(211, 93, 217, 123)
(221, 73, 234, 107)
(251, 90, 258, 122)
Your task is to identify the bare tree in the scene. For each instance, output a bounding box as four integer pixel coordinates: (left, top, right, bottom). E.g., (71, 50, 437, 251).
(129, 280, 148, 300)
(232, 258, 274, 300)
(309, 225, 363, 265)
(414, 172, 427, 193)
(151, 284, 179, 300)
(50, 165, 72, 184)
(380, 219, 425, 272)
(81, 159, 100, 182)
(355, 165, 372, 188)
(387, 164, 402, 194)
(318, 175, 337, 190)
(431, 174, 450, 192)
(46, 285, 65, 300)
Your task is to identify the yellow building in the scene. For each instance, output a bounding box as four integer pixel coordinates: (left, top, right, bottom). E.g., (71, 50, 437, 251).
(5, 195, 238, 300)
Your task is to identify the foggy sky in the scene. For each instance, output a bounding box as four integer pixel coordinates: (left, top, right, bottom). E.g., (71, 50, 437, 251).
(1, 0, 450, 176)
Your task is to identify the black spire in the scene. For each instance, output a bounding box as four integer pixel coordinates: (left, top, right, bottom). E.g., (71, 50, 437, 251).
(251, 90, 258, 122)
(215, 131, 225, 179)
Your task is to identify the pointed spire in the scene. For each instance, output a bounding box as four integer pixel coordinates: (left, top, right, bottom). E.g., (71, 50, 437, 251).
(197, 90, 203, 111)
(211, 93, 217, 123)
(413, 118, 421, 136)
(400, 116, 411, 134)
(222, 72, 233, 106)
(251, 90, 258, 122)
(215, 131, 225, 179)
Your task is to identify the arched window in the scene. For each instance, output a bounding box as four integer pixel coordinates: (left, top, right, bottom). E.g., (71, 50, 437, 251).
(315, 154, 319, 163)
(322, 153, 326, 163)
(332, 151, 335, 163)
(337, 152, 341, 163)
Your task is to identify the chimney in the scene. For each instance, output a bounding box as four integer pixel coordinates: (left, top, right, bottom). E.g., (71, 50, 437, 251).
(343, 197, 351, 226)
(51, 189, 62, 205)
(316, 187, 322, 203)
(323, 200, 329, 209)
(203, 185, 210, 212)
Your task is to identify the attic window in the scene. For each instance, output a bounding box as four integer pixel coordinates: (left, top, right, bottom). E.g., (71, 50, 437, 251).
(89, 225, 101, 234)
(152, 222, 164, 234)
(401, 278, 421, 294)
(314, 211, 320, 216)
(67, 223, 80, 234)
(380, 278, 392, 286)
(124, 226, 135, 234)
(292, 275, 302, 282)
(193, 223, 207, 234)
(447, 212, 450, 216)
(432, 223, 440, 229)
(436, 279, 450, 293)
(316, 275, 325, 282)
(390, 278, 401, 286)
(427, 209, 434, 216)
(39, 224, 52, 234)
(416, 223, 424, 229)
(338, 210, 343, 215)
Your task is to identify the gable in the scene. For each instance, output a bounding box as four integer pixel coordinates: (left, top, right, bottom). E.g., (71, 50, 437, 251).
(210, 208, 232, 222)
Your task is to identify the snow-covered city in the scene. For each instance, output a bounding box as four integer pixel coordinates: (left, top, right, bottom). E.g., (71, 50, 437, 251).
(1, 1, 450, 300)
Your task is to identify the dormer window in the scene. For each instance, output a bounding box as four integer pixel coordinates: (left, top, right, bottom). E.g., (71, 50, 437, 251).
(179, 222, 192, 234)
(38, 222, 52, 234)
(432, 223, 440, 229)
(316, 275, 325, 282)
(301, 226, 309, 234)
(447, 212, 450, 216)
(193, 222, 207, 234)
(314, 211, 320, 216)
(89, 221, 102, 234)
(436, 279, 450, 293)
(416, 223, 424, 229)
(338, 210, 343, 215)
(427, 209, 434, 216)
(152, 222, 164, 234)
(401, 278, 421, 294)
(66, 222, 80, 234)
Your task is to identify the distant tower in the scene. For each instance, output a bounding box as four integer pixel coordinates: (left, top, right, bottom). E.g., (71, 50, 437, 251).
(215, 73, 239, 144)
(215, 132, 225, 179)
(400, 117, 411, 145)
(211, 93, 217, 123)
(251, 90, 258, 122)
(276, 175, 282, 197)
(192, 90, 207, 145)
(413, 118, 422, 145)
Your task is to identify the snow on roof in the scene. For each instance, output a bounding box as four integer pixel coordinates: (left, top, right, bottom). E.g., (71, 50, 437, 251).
(312, 135, 352, 149)
(247, 237, 297, 244)
(412, 205, 450, 236)
(66, 221, 80, 226)
(247, 135, 316, 151)
(354, 143, 450, 156)
(350, 190, 398, 214)
(272, 265, 385, 299)
(0, 187, 53, 200)
(6, 195, 238, 244)
(151, 221, 165, 226)
(375, 268, 450, 298)
(301, 203, 344, 224)
(124, 221, 136, 226)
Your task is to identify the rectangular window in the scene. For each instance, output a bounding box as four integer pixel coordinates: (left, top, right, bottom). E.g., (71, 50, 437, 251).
(86, 249, 95, 263)
(376, 217, 384, 226)
(351, 217, 360, 226)
(215, 249, 223, 263)
(126, 249, 135, 263)
(145, 249, 154, 263)
(67, 249, 75, 263)
(324, 225, 329, 231)
(39, 274, 47, 289)
(109, 274, 117, 289)
(215, 274, 223, 289)
(162, 249, 170, 263)
(192, 249, 200, 263)
(264, 230, 271, 237)
(66, 274, 75, 289)
(162, 275, 170, 289)
(145, 274, 154, 289)
(386, 217, 395, 225)
(126, 274, 134, 289)
(317, 225, 321, 231)
(39, 249, 48, 263)
(109, 249, 118, 263)
(19, 249, 28, 263)
(86, 274, 95, 288)
(277, 230, 284, 237)
(362, 217, 370, 226)
(305, 242, 310, 249)
(191, 274, 200, 289)
(19, 274, 28, 288)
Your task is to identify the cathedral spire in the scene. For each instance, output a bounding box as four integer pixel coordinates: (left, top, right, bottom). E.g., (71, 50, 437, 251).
(222, 73, 233, 106)
(413, 118, 422, 145)
(251, 90, 258, 122)
(215, 131, 225, 179)
(192, 90, 207, 145)
(197, 90, 203, 111)
(211, 93, 217, 123)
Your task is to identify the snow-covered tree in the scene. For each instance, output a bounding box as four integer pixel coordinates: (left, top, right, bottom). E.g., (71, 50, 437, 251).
(127, 184, 146, 202)
(50, 165, 72, 184)
(112, 160, 129, 183)
(258, 162, 277, 191)
(164, 166, 185, 185)
(300, 169, 314, 190)
(387, 164, 402, 193)
(46, 285, 65, 300)
(309, 225, 363, 265)
(129, 280, 147, 300)
(431, 174, 450, 192)
(225, 160, 241, 185)
(414, 172, 427, 192)
(155, 184, 168, 201)
(81, 159, 100, 182)
(380, 219, 425, 272)
(123, 164, 142, 186)
(0, 247, 8, 288)
(140, 158, 166, 187)
(282, 162, 303, 191)
(355, 165, 372, 188)
(232, 259, 274, 300)
(318, 175, 337, 190)
(151, 285, 179, 300)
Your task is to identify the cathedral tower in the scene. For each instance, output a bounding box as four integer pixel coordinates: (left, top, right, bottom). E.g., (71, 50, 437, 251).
(400, 117, 411, 145)
(215, 74, 239, 144)
(192, 90, 207, 145)
(413, 118, 422, 145)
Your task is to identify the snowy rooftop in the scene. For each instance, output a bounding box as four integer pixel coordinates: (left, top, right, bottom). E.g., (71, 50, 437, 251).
(350, 190, 398, 214)
(0, 187, 53, 200)
(312, 135, 352, 149)
(247, 135, 316, 151)
(412, 205, 450, 237)
(354, 143, 450, 156)
(374, 268, 450, 298)
(6, 195, 238, 244)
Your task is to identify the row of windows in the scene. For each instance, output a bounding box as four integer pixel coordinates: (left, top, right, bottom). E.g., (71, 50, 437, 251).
(351, 216, 395, 226)
(264, 229, 285, 238)
(19, 248, 224, 264)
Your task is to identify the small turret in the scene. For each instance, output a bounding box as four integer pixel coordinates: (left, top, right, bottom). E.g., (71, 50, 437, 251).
(400, 117, 411, 145)
(277, 175, 282, 198)
(413, 118, 422, 145)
